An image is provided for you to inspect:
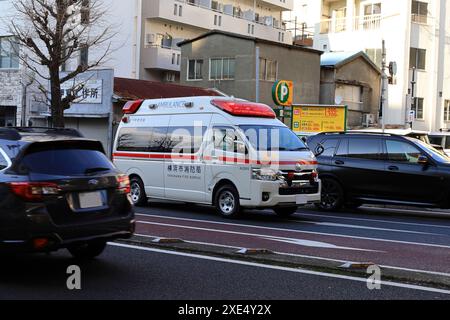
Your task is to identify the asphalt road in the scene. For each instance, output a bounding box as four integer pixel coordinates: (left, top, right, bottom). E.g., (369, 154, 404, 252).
(133, 202, 450, 275)
(1, 243, 449, 300)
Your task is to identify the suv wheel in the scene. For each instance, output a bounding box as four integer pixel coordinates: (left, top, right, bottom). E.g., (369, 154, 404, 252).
(274, 206, 298, 217)
(317, 178, 344, 211)
(68, 240, 107, 260)
(215, 185, 241, 218)
(130, 176, 147, 207)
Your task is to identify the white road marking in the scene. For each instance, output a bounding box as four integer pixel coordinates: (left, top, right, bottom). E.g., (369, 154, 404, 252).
(260, 236, 382, 252)
(298, 220, 438, 235)
(108, 242, 450, 296)
(133, 233, 450, 278)
(136, 215, 450, 249)
(297, 212, 450, 230)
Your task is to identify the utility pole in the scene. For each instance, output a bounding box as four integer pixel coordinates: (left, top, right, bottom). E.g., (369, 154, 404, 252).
(255, 46, 260, 103)
(410, 67, 417, 129)
(380, 39, 387, 132)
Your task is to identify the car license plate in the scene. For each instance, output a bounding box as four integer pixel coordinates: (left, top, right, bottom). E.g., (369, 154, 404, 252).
(79, 191, 104, 209)
(296, 195, 308, 205)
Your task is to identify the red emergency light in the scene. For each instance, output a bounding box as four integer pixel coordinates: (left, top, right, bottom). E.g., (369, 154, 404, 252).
(123, 99, 144, 114)
(211, 100, 276, 119)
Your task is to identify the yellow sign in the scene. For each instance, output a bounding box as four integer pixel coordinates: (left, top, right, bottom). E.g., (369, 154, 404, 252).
(291, 105, 347, 133)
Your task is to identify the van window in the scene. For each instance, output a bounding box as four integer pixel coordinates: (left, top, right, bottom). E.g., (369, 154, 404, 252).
(117, 126, 206, 153)
(213, 128, 245, 154)
(117, 127, 170, 153)
(429, 136, 443, 146)
(340, 138, 382, 160)
(386, 140, 422, 164)
(239, 125, 308, 151)
(319, 139, 339, 157)
(0, 149, 8, 170)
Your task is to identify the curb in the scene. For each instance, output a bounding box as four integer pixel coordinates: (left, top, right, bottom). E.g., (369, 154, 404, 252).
(116, 235, 450, 290)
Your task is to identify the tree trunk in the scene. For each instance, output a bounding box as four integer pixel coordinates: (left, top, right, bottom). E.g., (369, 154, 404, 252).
(49, 68, 65, 128)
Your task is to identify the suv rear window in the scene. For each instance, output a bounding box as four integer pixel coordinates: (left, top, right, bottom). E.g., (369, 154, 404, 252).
(19, 144, 114, 176)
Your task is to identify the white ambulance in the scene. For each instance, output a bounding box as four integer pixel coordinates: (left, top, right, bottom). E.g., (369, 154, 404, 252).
(113, 97, 321, 218)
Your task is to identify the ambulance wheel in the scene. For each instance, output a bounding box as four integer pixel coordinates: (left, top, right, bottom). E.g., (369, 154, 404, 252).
(130, 176, 147, 207)
(215, 185, 241, 218)
(274, 206, 298, 217)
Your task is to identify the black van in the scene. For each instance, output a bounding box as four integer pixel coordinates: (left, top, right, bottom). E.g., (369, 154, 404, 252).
(0, 127, 135, 258)
(307, 132, 450, 211)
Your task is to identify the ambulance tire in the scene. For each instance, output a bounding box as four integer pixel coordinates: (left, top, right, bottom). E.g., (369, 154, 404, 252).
(130, 176, 148, 207)
(215, 185, 241, 218)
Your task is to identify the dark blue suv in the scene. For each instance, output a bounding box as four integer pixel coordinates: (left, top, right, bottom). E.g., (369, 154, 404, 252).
(0, 127, 135, 259)
(307, 132, 450, 211)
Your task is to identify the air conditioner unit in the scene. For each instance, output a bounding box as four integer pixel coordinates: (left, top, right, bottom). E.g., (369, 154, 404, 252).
(363, 114, 376, 127)
(146, 34, 155, 44)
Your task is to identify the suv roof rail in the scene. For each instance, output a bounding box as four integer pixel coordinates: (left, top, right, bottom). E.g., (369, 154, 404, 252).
(0, 128, 22, 141)
(10, 127, 84, 138)
(318, 131, 395, 136)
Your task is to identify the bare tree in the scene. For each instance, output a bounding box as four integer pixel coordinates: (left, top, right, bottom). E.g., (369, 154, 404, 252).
(8, 0, 115, 127)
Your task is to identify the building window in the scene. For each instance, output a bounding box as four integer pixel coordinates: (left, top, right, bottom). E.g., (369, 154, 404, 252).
(365, 48, 382, 68)
(412, 97, 424, 120)
(214, 15, 222, 26)
(444, 100, 450, 122)
(259, 58, 278, 82)
(178, 5, 183, 16)
(188, 59, 203, 80)
(410, 48, 426, 70)
(412, 1, 428, 24)
(80, 0, 90, 25)
(79, 45, 89, 67)
(0, 106, 16, 127)
(0, 37, 19, 69)
(210, 58, 235, 80)
(174, 4, 178, 15)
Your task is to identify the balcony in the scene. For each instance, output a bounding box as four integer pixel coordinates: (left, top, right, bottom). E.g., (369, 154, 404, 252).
(143, 46, 181, 71)
(144, 0, 292, 44)
(260, 0, 294, 11)
(319, 14, 382, 34)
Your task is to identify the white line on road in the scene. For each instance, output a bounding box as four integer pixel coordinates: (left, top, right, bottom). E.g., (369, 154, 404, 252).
(298, 220, 438, 235)
(296, 212, 450, 230)
(135, 215, 450, 249)
(108, 242, 450, 296)
(133, 233, 450, 278)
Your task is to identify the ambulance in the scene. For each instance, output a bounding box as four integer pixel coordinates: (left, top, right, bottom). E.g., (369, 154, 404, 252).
(113, 97, 321, 218)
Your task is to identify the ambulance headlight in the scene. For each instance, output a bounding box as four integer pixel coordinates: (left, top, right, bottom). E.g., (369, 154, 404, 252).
(252, 168, 282, 181)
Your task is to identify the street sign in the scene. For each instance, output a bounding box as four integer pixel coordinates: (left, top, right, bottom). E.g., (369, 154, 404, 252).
(291, 105, 348, 134)
(272, 80, 294, 106)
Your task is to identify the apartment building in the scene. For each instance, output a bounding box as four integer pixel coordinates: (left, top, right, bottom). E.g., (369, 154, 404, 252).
(294, 0, 450, 132)
(137, 0, 294, 82)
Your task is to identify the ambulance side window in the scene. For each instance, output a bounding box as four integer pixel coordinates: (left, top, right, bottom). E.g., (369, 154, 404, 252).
(213, 127, 245, 154)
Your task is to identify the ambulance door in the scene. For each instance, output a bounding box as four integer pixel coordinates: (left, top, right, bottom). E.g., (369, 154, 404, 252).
(164, 114, 212, 202)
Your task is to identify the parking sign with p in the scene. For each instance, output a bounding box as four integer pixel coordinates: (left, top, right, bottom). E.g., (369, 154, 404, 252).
(272, 80, 294, 106)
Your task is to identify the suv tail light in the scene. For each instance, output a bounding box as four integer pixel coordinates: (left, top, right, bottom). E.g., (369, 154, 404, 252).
(117, 175, 131, 194)
(211, 99, 276, 119)
(8, 182, 61, 201)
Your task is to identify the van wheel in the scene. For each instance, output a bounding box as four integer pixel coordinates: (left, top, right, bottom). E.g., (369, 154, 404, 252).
(130, 176, 147, 207)
(316, 178, 344, 212)
(274, 206, 298, 217)
(215, 185, 241, 218)
(68, 240, 107, 260)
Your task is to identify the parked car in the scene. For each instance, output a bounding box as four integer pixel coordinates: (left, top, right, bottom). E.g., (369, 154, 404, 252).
(0, 127, 135, 258)
(307, 131, 450, 211)
(113, 97, 321, 218)
(429, 131, 450, 157)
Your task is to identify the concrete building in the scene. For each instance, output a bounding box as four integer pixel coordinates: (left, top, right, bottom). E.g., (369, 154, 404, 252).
(178, 30, 322, 114)
(292, 0, 450, 132)
(320, 51, 381, 128)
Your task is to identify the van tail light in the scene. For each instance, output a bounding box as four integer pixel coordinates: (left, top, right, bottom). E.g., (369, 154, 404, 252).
(123, 99, 144, 115)
(117, 175, 131, 194)
(8, 182, 61, 201)
(211, 99, 276, 119)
